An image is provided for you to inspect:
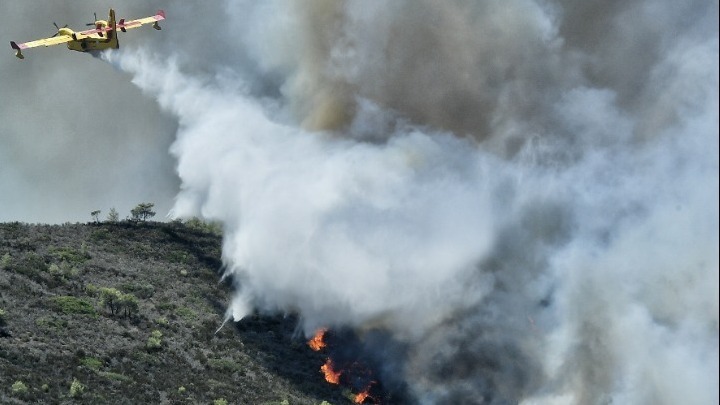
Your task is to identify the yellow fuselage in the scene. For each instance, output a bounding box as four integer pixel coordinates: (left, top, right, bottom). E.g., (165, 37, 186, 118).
(65, 21, 119, 53)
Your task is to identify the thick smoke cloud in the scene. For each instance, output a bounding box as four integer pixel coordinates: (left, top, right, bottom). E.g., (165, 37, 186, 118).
(5, 0, 718, 403)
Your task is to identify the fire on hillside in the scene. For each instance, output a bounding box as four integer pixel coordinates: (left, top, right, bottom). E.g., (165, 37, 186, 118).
(309, 328, 377, 404)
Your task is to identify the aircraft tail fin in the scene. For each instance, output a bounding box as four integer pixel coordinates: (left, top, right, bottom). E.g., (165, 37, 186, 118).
(108, 8, 116, 28)
(107, 8, 119, 48)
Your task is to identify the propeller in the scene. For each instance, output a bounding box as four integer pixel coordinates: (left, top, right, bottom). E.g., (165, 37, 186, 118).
(85, 12, 98, 26)
(51, 22, 68, 37)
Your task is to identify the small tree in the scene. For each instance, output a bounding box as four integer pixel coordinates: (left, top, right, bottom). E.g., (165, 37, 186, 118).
(130, 203, 156, 223)
(119, 293, 139, 318)
(91, 210, 101, 223)
(99, 288, 123, 316)
(107, 208, 119, 223)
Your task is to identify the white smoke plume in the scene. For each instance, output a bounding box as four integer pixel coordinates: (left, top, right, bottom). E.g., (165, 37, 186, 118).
(103, 0, 717, 403)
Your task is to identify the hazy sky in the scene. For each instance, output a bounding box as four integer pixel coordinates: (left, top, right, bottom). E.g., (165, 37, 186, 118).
(1, 1, 191, 223)
(1, 1, 718, 403)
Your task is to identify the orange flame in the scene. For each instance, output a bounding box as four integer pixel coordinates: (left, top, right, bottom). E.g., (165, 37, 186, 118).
(321, 359, 342, 384)
(308, 328, 328, 351)
(354, 390, 370, 403)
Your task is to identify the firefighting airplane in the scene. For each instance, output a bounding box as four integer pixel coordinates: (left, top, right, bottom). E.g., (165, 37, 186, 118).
(10, 9, 164, 59)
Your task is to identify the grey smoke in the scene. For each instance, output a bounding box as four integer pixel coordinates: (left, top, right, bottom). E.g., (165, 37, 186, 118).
(4, 0, 718, 403)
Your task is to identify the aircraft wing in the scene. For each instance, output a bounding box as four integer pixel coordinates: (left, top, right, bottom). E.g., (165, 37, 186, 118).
(117, 10, 165, 31)
(12, 34, 74, 50)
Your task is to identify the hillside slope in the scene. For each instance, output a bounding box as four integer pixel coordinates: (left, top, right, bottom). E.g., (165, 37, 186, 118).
(0, 221, 350, 404)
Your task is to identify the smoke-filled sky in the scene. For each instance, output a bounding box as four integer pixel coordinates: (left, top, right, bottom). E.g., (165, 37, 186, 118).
(2, 1, 718, 404)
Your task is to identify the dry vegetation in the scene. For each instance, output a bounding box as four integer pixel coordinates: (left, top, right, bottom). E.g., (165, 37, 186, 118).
(0, 220, 352, 404)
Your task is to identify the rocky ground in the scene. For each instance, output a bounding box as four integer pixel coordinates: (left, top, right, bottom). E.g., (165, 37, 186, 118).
(0, 220, 355, 404)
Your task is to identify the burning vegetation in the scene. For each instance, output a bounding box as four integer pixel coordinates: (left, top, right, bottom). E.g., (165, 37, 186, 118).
(307, 328, 380, 404)
(308, 328, 328, 352)
(320, 359, 342, 385)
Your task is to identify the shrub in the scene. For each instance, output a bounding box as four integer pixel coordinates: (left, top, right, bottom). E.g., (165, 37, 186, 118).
(49, 246, 90, 266)
(0, 253, 10, 269)
(15, 252, 47, 277)
(48, 262, 80, 280)
(11, 380, 28, 395)
(213, 399, 228, 405)
(51, 296, 97, 316)
(120, 282, 155, 299)
(0, 308, 6, 325)
(69, 378, 85, 398)
(48, 263, 62, 276)
(146, 330, 163, 351)
(81, 357, 103, 370)
(176, 306, 197, 321)
(207, 358, 242, 372)
(85, 283, 99, 296)
(184, 217, 222, 235)
(90, 229, 111, 241)
(98, 371, 133, 383)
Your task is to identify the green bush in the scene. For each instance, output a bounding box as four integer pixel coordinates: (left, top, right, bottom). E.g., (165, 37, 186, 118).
(146, 330, 163, 351)
(98, 371, 133, 383)
(35, 316, 68, 329)
(11, 380, 28, 395)
(207, 358, 242, 372)
(69, 378, 85, 398)
(15, 252, 47, 278)
(49, 246, 90, 266)
(51, 296, 97, 316)
(184, 217, 222, 235)
(176, 306, 197, 321)
(81, 357, 103, 370)
(90, 229, 111, 241)
(213, 399, 228, 405)
(120, 282, 155, 299)
(48, 262, 80, 279)
(85, 283, 99, 296)
(0, 253, 10, 269)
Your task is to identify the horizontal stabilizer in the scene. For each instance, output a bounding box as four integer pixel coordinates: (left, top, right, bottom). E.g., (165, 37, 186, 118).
(10, 41, 25, 59)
